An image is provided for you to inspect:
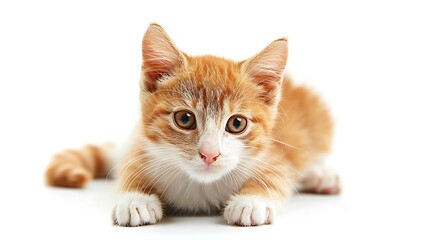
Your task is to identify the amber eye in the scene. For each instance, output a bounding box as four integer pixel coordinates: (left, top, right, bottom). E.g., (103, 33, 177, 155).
(174, 110, 196, 130)
(226, 115, 247, 134)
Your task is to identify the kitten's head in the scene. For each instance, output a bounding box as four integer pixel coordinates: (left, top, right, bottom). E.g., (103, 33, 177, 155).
(140, 24, 288, 183)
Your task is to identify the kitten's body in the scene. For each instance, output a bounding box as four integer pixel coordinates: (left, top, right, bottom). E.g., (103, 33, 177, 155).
(118, 77, 333, 216)
(45, 24, 339, 226)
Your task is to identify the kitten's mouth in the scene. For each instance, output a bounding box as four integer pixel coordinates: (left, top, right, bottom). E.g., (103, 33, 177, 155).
(201, 164, 213, 172)
(196, 164, 219, 173)
(184, 162, 230, 183)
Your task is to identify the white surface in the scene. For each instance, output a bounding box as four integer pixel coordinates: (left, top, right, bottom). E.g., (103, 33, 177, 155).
(1, 0, 429, 239)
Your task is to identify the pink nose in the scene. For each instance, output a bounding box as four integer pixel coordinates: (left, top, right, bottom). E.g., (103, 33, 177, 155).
(199, 150, 221, 165)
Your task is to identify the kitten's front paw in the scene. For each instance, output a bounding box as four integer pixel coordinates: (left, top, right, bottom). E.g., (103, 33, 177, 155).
(224, 195, 275, 226)
(113, 192, 163, 227)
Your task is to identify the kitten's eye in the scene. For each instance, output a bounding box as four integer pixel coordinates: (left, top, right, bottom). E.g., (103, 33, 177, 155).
(226, 115, 247, 134)
(174, 110, 196, 130)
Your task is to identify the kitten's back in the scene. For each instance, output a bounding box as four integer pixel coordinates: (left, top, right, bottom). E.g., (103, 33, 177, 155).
(272, 76, 333, 170)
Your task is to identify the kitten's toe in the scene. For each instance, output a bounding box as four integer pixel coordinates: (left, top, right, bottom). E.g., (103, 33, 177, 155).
(113, 192, 163, 227)
(224, 195, 275, 226)
(301, 165, 341, 194)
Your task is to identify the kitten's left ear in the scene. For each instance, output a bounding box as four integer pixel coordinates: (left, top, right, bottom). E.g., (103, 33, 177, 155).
(141, 23, 187, 92)
(241, 38, 288, 104)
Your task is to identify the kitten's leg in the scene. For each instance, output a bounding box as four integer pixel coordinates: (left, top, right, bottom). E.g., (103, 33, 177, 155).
(45, 143, 113, 188)
(112, 146, 163, 227)
(299, 163, 341, 194)
(224, 167, 293, 226)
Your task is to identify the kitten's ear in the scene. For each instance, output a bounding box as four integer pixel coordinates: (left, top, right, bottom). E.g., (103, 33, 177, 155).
(241, 38, 288, 104)
(141, 23, 187, 92)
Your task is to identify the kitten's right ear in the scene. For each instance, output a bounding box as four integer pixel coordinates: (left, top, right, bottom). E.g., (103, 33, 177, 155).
(141, 23, 186, 92)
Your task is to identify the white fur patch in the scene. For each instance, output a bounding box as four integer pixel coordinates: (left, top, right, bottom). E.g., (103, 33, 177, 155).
(113, 192, 163, 226)
(223, 195, 275, 226)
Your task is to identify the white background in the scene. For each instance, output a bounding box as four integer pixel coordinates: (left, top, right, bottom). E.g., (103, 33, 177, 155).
(1, 0, 428, 239)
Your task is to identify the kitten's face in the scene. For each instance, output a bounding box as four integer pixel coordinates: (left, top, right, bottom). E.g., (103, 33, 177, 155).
(142, 56, 274, 183)
(139, 24, 287, 184)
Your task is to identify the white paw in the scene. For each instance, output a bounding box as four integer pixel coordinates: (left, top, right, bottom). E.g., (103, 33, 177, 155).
(301, 165, 341, 194)
(113, 192, 163, 226)
(224, 195, 275, 226)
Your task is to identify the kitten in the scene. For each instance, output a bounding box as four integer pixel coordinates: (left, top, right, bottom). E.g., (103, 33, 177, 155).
(45, 23, 340, 226)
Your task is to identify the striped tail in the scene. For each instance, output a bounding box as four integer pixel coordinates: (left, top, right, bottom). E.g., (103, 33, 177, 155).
(45, 143, 113, 188)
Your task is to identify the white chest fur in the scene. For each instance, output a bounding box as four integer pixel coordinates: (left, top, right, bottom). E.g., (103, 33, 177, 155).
(157, 172, 248, 215)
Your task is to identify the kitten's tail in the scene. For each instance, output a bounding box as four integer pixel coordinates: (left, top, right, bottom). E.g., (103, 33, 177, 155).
(45, 143, 114, 188)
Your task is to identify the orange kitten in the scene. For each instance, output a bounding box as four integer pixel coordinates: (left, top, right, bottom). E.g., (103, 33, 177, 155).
(45, 23, 339, 226)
